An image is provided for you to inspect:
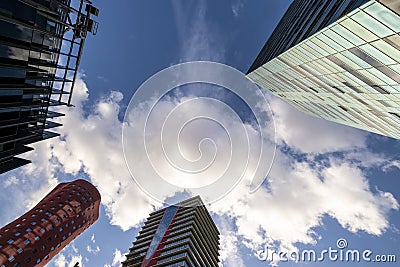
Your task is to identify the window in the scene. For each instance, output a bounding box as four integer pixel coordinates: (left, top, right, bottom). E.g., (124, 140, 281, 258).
(8, 256, 15, 262)
(17, 248, 23, 254)
(25, 258, 31, 263)
(40, 228, 45, 233)
(45, 255, 49, 260)
(7, 239, 14, 244)
(15, 232, 21, 237)
(31, 214, 36, 217)
(36, 259, 41, 264)
(16, 224, 21, 227)
(35, 236, 40, 241)
(31, 221, 37, 226)
(24, 239, 30, 245)
(32, 249, 37, 254)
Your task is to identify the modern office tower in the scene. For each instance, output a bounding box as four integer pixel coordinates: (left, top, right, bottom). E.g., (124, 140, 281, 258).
(0, 0, 99, 174)
(122, 196, 220, 267)
(0, 179, 101, 267)
(247, 0, 400, 139)
(248, 0, 370, 73)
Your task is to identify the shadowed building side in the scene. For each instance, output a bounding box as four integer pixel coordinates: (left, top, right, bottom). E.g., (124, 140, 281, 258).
(0, 0, 99, 174)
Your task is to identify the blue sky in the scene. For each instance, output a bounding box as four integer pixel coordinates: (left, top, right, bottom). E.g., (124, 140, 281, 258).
(1, 1, 400, 267)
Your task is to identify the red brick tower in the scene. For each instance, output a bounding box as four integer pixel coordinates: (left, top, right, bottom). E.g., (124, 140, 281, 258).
(0, 179, 101, 267)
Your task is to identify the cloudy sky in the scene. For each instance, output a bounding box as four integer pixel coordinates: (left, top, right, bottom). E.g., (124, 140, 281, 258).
(1, 1, 400, 266)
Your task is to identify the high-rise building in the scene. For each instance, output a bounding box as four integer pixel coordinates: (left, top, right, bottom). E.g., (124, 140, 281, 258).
(0, 179, 101, 267)
(122, 196, 220, 267)
(247, 0, 400, 139)
(0, 0, 99, 174)
(247, 0, 370, 74)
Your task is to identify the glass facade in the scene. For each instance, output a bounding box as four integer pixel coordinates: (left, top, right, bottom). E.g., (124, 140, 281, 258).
(248, 0, 400, 139)
(0, 0, 99, 174)
(247, 0, 369, 74)
(122, 196, 220, 267)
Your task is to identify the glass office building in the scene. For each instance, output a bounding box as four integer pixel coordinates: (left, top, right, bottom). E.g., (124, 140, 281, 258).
(248, 0, 400, 139)
(122, 196, 220, 267)
(0, 179, 101, 267)
(247, 0, 370, 74)
(0, 0, 99, 174)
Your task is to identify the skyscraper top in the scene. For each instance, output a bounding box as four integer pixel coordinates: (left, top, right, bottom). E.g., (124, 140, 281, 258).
(123, 195, 220, 267)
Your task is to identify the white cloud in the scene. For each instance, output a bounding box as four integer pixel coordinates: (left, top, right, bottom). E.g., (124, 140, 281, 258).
(86, 234, 100, 253)
(172, 1, 225, 61)
(68, 254, 83, 267)
(86, 244, 100, 254)
(232, 0, 245, 17)
(3, 175, 18, 188)
(210, 151, 399, 256)
(217, 217, 245, 267)
(53, 252, 84, 267)
(41, 77, 158, 231)
(112, 249, 125, 267)
(383, 160, 400, 172)
(54, 254, 66, 267)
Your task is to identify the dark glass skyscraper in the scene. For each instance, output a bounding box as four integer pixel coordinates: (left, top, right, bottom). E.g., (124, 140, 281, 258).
(0, 0, 99, 174)
(122, 196, 220, 267)
(247, 0, 400, 139)
(0, 179, 101, 267)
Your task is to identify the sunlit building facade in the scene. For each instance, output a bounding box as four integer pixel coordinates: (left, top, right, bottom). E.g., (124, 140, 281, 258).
(122, 196, 220, 267)
(0, 179, 101, 267)
(0, 0, 99, 173)
(248, 0, 400, 139)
